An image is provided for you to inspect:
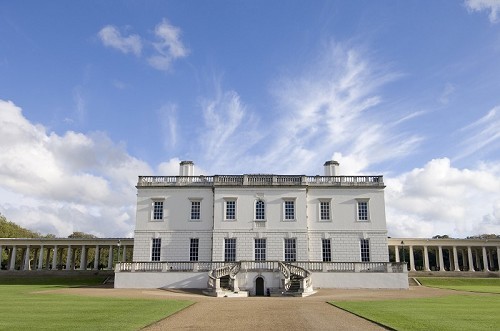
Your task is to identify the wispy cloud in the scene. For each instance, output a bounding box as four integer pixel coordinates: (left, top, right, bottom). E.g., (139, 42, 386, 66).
(98, 19, 188, 72)
(98, 25, 142, 56)
(148, 19, 189, 71)
(454, 106, 500, 161)
(464, 0, 500, 23)
(438, 83, 456, 105)
(157, 103, 178, 149)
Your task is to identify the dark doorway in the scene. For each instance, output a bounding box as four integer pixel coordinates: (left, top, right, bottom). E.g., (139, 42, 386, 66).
(255, 276, 264, 296)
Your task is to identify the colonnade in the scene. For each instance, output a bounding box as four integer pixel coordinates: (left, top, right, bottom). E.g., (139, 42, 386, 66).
(0, 238, 134, 271)
(388, 238, 500, 272)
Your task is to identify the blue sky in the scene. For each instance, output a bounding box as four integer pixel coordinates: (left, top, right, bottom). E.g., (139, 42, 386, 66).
(0, 1, 499, 238)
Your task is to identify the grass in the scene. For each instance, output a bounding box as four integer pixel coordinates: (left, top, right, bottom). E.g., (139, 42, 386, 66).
(331, 278, 500, 330)
(332, 295, 500, 331)
(416, 277, 500, 293)
(0, 276, 193, 330)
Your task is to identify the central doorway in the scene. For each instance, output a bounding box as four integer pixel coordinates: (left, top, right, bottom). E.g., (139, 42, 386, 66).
(255, 276, 265, 296)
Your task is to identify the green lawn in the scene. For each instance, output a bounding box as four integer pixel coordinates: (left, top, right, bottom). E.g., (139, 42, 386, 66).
(331, 278, 500, 330)
(332, 295, 500, 331)
(0, 277, 193, 331)
(416, 277, 500, 293)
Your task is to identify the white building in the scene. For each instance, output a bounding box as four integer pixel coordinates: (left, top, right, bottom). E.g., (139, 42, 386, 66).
(115, 161, 408, 295)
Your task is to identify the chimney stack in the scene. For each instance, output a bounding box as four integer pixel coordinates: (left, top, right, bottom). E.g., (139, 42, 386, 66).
(179, 161, 194, 176)
(323, 160, 339, 176)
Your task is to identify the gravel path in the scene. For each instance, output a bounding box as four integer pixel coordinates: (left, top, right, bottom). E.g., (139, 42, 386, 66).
(46, 286, 466, 330)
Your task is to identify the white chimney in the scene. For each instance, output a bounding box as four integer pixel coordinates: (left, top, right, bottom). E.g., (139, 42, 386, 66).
(179, 161, 194, 176)
(323, 160, 339, 176)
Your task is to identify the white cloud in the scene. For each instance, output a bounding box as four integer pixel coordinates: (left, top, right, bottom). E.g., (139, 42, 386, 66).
(98, 25, 142, 56)
(0, 99, 151, 237)
(147, 19, 189, 71)
(465, 0, 500, 23)
(454, 106, 500, 161)
(438, 83, 455, 105)
(157, 103, 178, 149)
(386, 158, 500, 238)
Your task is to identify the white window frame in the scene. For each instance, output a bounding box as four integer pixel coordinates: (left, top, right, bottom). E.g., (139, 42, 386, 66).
(189, 199, 202, 221)
(322, 239, 332, 262)
(283, 199, 296, 221)
(255, 199, 266, 221)
(254, 238, 266, 261)
(319, 199, 332, 221)
(151, 199, 165, 221)
(224, 199, 237, 221)
(284, 238, 297, 262)
(356, 199, 370, 222)
(190, 238, 199, 262)
(224, 238, 237, 262)
(151, 238, 161, 261)
(360, 239, 370, 262)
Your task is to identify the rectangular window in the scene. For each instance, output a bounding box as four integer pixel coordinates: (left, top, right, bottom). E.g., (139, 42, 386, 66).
(151, 238, 161, 261)
(254, 238, 266, 261)
(224, 238, 236, 262)
(225, 200, 236, 220)
(190, 238, 199, 262)
(152, 201, 163, 220)
(320, 201, 331, 221)
(322, 239, 332, 262)
(357, 201, 369, 221)
(284, 238, 297, 262)
(284, 200, 295, 220)
(360, 239, 370, 262)
(190, 201, 201, 220)
(255, 200, 265, 220)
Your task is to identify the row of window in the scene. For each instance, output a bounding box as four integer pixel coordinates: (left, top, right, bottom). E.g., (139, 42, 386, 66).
(152, 199, 370, 222)
(150, 238, 371, 262)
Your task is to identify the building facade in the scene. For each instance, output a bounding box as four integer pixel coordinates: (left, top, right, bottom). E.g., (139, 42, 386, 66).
(115, 161, 407, 295)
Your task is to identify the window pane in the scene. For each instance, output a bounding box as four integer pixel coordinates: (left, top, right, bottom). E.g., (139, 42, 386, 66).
(320, 201, 330, 220)
(191, 201, 201, 220)
(255, 238, 266, 261)
(358, 201, 368, 221)
(226, 201, 236, 220)
(224, 238, 236, 262)
(190, 238, 199, 261)
(255, 200, 265, 220)
(151, 238, 161, 261)
(322, 239, 332, 262)
(284, 201, 295, 220)
(360, 239, 370, 262)
(284, 238, 296, 262)
(153, 201, 163, 220)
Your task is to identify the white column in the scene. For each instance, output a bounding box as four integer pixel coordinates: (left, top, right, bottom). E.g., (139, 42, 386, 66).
(122, 246, 127, 262)
(497, 247, 500, 272)
(409, 246, 416, 271)
(453, 246, 459, 271)
(94, 245, 100, 270)
(423, 246, 430, 271)
(66, 246, 72, 270)
(467, 246, 475, 272)
(9, 246, 17, 270)
(395, 245, 400, 262)
(52, 246, 58, 270)
(438, 246, 445, 272)
(80, 245, 87, 270)
(482, 247, 489, 272)
(107, 245, 113, 269)
(23, 246, 31, 270)
(38, 246, 44, 270)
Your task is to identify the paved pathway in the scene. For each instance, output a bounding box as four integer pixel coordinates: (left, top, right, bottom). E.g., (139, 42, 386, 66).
(51, 286, 462, 331)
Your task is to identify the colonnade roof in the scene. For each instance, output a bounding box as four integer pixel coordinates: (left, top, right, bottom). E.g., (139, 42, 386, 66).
(388, 238, 500, 247)
(0, 238, 134, 246)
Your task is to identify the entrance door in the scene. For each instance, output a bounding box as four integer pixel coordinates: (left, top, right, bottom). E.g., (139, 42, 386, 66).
(255, 276, 264, 296)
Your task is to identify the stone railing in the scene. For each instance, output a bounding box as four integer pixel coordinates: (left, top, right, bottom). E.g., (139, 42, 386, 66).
(137, 175, 384, 187)
(116, 261, 405, 273)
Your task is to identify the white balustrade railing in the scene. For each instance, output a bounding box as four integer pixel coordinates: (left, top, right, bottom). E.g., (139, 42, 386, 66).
(137, 175, 383, 187)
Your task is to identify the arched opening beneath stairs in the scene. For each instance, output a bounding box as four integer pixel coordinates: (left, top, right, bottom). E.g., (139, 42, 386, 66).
(255, 276, 265, 296)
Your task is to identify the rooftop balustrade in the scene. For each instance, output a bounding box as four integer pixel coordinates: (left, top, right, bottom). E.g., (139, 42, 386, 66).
(137, 175, 384, 187)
